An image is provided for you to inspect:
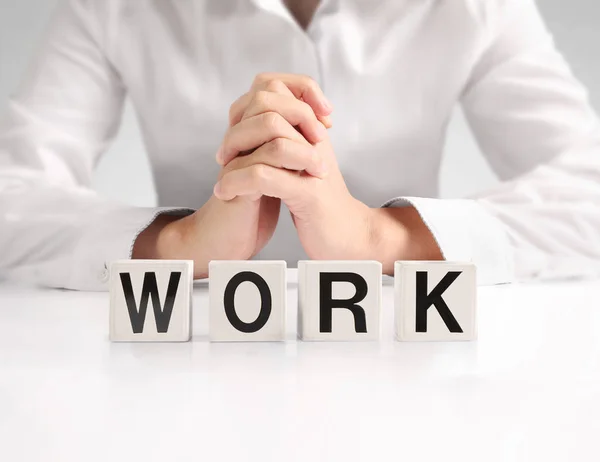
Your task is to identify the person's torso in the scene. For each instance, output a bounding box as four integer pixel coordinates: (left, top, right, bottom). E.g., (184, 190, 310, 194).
(103, 0, 491, 262)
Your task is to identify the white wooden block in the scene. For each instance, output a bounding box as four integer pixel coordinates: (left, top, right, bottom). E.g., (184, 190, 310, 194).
(394, 261, 477, 341)
(209, 261, 287, 342)
(109, 260, 193, 342)
(298, 260, 382, 341)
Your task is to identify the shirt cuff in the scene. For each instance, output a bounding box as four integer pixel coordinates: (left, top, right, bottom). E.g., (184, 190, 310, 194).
(381, 196, 514, 286)
(70, 206, 194, 291)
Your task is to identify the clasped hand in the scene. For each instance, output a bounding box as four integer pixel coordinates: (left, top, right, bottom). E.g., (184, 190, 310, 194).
(213, 73, 379, 264)
(133, 73, 441, 278)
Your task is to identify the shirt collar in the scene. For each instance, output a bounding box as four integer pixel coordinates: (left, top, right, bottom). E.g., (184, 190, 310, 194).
(249, 0, 340, 22)
(250, 0, 289, 18)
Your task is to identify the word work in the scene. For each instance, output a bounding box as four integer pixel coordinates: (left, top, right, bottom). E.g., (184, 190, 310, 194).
(109, 260, 476, 342)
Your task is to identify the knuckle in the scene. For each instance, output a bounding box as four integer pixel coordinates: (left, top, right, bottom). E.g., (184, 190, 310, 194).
(252, 90, 270, 109)
(263, 112, 282, 132)
(299, 100, 314, 120)
(228, 103, 240, 124)
(251, 164, 270, 183)
(265, 79, 284, 93)
(301, 75, 318, 90)
(253, 73, 268, 87)
(229, 93, 249, 123)
(269, 138, 287, 157)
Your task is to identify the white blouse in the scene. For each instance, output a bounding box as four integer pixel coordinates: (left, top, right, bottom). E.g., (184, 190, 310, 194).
(1, 0, 600, 290)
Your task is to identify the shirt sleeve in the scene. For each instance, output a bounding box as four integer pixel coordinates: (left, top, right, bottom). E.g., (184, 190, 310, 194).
(384, 0, 600, 284)
(0, 0, 193, 291)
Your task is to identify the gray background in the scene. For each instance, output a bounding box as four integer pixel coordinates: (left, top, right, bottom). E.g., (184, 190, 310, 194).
(1, 0, 599, 206)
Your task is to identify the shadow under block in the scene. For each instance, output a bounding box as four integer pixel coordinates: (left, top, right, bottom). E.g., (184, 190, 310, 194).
(209, 261, 287, 342)
(298, 260, 382, 341)
(394, 261, 477, 342)
(109, 260, 193, 342)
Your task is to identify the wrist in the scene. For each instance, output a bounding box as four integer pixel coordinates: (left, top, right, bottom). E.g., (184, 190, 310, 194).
(369, 206, 443, 275)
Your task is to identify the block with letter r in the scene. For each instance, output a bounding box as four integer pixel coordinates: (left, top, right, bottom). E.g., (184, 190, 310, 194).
(109, 260, 193, 342)
(394, 262, 477, 341)
(297, 260, 382, 341)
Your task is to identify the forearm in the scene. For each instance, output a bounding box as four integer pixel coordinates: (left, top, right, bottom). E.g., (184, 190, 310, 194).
(132, 194, 269, 280)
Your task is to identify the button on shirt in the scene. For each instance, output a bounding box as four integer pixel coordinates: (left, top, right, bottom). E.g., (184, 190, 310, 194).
(1, 0, 600, 290)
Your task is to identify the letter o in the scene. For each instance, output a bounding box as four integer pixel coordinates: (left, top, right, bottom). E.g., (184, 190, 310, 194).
(223, 271, 272, 333)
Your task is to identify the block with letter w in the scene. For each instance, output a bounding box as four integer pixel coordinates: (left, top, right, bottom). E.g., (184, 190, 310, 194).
(109, 260, 193, 342)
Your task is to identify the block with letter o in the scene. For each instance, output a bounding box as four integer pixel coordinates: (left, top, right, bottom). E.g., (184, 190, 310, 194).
(298, 260, 382, 341)
(209, 261, 287, 342)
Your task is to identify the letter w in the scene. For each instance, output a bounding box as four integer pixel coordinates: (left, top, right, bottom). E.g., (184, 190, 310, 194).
(119, 272, 181, 334)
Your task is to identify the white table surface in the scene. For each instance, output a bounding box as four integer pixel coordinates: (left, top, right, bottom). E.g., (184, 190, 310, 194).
(1, 270, 599, 462)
